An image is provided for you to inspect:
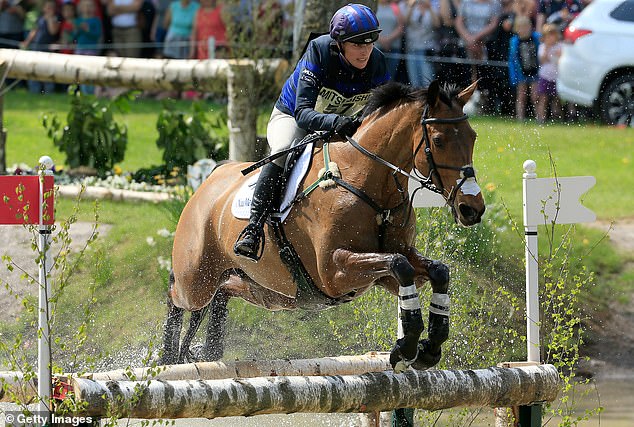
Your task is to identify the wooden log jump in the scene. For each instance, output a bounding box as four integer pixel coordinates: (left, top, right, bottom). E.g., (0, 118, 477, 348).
(70, 364, 560, 419)
(88, 352, 392, 382)
(0, 353, 391, 402)
(0, 49, 287, 92)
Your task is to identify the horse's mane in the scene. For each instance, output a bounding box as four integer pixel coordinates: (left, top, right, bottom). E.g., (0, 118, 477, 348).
(361, 81, 461, 119)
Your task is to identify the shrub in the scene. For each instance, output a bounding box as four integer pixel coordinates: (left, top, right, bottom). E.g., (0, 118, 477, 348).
(42, 89, 132, 176)
(155, 101, 228, 172)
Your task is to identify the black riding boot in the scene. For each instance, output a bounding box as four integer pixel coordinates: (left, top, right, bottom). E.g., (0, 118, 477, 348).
(233, 163, 284, 261)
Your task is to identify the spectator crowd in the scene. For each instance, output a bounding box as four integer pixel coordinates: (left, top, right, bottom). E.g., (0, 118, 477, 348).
(0, 0, 590, 121)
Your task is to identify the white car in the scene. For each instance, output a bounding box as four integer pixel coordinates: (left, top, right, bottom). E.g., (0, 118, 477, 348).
(557, 0, 634, 126)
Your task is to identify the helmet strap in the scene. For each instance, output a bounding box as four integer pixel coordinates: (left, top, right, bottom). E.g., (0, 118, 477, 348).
(337, 42, 352, 67)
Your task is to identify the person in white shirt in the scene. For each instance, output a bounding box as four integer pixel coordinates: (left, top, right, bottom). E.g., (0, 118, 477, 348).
(536, 23, 563, 123)
(107, 0, 143, 57)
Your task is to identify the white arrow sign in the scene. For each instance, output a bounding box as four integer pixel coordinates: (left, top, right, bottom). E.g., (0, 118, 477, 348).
(523, 176, 596, 227)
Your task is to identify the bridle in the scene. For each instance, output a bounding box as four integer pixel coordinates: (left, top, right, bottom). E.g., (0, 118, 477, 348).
(346, 104, 476, 209)
(412, 104, 476, 205)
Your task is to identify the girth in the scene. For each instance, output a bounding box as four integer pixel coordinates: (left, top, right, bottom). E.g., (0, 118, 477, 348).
(269, 220, 355, 310)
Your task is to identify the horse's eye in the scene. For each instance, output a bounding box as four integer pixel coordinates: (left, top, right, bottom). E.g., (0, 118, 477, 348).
(432, 136, 444, 147)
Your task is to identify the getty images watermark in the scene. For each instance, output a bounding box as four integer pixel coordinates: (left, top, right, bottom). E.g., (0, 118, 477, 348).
(3, 411, 97, 426)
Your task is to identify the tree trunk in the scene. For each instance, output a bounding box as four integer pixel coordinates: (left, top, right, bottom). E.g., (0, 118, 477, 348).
(89, 352, 392, 382)
(1, 353, 391, 403)
(69, 364, 561, 419)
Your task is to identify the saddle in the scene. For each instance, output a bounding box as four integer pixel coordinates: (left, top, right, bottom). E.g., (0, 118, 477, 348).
(234, 133, 355, 310)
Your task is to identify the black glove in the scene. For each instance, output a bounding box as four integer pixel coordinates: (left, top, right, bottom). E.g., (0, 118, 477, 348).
(334, 116, 360, 138)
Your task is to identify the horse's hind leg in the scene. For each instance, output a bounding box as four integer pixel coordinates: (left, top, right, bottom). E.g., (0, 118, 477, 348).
(197, 272, 296, 361)
(178, 307, 208, 363)
(160, 270, 184, 365)
(201, 289, 230, 361)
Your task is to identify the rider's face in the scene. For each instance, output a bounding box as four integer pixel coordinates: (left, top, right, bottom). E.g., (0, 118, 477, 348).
(341, 42, 374, 69)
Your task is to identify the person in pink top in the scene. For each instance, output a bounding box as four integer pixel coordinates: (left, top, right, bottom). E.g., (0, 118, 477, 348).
(190, 0, 227, 59)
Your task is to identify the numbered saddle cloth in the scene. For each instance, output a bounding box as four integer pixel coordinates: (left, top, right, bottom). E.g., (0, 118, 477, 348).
(231, 143, 314, 222)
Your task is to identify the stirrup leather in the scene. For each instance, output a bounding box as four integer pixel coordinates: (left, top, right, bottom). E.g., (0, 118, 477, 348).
(233, 223, 265, 261)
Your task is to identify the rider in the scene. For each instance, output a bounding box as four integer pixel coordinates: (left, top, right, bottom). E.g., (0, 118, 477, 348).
(233, 3, 390, 261)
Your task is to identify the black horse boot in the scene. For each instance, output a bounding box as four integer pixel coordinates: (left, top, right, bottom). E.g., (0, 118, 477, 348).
(233, 163, 284, 261)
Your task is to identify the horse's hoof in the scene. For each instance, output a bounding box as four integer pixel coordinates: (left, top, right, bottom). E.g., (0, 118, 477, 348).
(411, 339, 441, 370)
(186, 344, 206, 363)
(389, 338, 417, 373)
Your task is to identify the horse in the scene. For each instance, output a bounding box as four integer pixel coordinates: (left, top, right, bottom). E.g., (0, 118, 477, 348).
(160, 80, 486, 370)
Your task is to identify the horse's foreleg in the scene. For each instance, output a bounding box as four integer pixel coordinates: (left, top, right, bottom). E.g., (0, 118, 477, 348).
(331, 249, 424, 371)
(160, 271, 184, 365)
(405, 247, 451, 370)
(201, 289, 230, 361)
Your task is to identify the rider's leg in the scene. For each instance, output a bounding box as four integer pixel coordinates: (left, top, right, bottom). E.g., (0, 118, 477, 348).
(233, 162, 284, 260)
(233, 107, 306, 261)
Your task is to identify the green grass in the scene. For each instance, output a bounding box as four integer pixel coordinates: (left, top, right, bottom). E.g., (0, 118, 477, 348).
(2, 89, 231, 172)
(3, 89, 274, 173)
(472, 117, 634, 220)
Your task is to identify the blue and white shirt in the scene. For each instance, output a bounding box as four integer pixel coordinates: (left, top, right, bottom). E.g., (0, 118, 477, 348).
(275, 34, 389, 132)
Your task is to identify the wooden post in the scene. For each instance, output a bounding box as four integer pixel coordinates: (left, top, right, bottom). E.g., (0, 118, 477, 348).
(494, 361, 544, 427)
(0, 60, 8, 174)
(227, 60, 257, 161)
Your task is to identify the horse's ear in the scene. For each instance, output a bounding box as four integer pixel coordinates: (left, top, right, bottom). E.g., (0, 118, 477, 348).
(427, 80, 440, 108)
(457, 80, 479, 106)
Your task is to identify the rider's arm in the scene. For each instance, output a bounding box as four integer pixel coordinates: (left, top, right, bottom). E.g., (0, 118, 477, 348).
(293, 42, 340, 132)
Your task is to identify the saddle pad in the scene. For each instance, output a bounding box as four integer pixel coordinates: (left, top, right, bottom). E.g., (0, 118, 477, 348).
(231, 143, 314, 222)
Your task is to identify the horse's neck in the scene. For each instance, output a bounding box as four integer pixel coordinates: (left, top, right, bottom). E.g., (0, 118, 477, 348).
(360, 104, 419, 172)
(336, 105, 419, 206)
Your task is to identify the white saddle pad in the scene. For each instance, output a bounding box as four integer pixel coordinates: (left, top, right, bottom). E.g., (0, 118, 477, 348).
(231, 143, 314, 222)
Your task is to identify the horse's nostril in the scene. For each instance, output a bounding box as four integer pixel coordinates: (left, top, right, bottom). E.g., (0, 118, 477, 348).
(459, 203, 482, 223)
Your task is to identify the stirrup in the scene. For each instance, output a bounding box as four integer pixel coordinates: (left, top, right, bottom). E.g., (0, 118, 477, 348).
(233, 223, 265, 262)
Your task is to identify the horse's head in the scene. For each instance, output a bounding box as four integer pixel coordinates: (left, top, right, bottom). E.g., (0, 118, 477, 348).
(413, 80, 485, 226)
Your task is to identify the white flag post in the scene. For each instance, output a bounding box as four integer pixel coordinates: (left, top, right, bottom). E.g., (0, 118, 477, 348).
(38, 155, 54, 422)
(522, 160, 596, 362)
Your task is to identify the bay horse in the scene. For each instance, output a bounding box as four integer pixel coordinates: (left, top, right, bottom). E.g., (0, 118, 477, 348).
(160, 80, 486, 370)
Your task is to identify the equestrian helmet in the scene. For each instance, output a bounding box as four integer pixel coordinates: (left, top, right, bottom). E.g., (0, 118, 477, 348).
(329, 4, 381, 44)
